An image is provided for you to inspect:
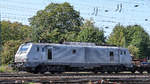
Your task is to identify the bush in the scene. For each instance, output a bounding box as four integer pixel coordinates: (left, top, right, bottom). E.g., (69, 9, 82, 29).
(1, 40, 23, 64)
(0, 65, 14, 73)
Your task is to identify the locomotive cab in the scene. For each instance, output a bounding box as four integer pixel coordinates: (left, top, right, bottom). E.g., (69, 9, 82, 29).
(14, 43, 32, 70)
(13, 43, 54, 71)
(15, 43, 32, 62)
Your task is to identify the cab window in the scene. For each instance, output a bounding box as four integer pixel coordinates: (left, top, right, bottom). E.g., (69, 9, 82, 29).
(48, 49, 52, 60)
(19, 44, 30, 52)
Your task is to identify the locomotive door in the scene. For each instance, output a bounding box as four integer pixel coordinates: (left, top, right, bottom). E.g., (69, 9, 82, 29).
(118, 49, 121, 63)
(47, 47, 53, 61)
(109, 49, 114, 63)
(119, 50, 123, 63)
(110, 52, 114, 63)
(109, 49, 119, 63)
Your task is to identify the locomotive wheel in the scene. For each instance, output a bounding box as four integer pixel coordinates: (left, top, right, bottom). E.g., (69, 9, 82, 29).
(33, 65, 45, 74)
(114, 67, 119, 73)
(101, 71, 105, 73)
(94, 72, 98, 74)
(40, 70, 45, 74)
(107, 71, 112, 74)
(56, 71, 62, 74)
(131, 70, 135, 73)
(115, 71, 118, 73)
(147, 71, 150, 73)
(33, 70, 39, 74)
(27, 69, 39, 74)
(139, 70, 143, 74)
(40, 66, 48, 74)
(51, 72, 56, 74)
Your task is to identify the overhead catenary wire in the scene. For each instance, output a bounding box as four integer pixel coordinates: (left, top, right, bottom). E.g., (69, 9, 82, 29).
(0, 0, 150, 35)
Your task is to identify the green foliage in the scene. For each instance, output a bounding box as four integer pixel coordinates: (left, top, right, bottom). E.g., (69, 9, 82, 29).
(0, 65, 14, 73)
(0, 3, 105, 65)
(128, 45, 139, 59)
(61, 31, 79, 42)
(29, 2, 105, 44)
(1, 21, 31, 44)
(77, 20, 105, 45)
(126, 25, 150, 58)
(39, 29, 61, 43)
(29, 2, 83, 42)
(107, 24, 126, 47)
(1, 21, 31, 64)
(107, 24, 150, 58)
(1, 40, 23, 64)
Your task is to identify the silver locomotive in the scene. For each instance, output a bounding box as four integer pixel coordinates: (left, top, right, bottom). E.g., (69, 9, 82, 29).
(13, 42, 134, 74)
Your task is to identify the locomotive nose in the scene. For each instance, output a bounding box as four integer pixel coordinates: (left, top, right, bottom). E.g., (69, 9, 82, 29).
(15, 54, 28, 62)
(15, 43, 31, 62)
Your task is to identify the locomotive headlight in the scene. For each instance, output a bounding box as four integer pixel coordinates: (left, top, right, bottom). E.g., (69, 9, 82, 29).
(24, 58, 29, 61)
(21, 57, 28, 62)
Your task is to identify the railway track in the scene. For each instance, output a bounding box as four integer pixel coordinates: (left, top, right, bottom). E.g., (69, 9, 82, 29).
(1, 72, 150, 84)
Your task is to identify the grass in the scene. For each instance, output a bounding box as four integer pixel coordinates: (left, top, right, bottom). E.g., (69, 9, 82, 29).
(0, 65, 14, 73)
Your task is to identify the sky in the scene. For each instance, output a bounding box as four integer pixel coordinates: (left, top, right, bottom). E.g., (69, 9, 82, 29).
(1, 0, 150, 36)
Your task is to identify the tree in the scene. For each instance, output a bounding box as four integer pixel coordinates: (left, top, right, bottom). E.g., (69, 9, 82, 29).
(107, 24, 150, 58)
(107, 24, 126, 47)
(128, 45, 139, 59)
(1, 21, 31, 64)
(1, 21, 31, 44)
(77, 20, 105, 45)
(126, 25, 150, 58)
(1, 40, 23, 64)
(39, 29, 61, 43)
(29, 2, 83, 42)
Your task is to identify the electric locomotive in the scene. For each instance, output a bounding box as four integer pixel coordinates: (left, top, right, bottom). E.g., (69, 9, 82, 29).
(13, 42, 135, 74)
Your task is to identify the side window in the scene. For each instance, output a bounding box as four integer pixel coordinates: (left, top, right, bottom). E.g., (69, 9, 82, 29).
(48, 49, 52, 60)
(120, 51, 123, 55)
(124, 51, 126, 55)
(72, 49, 76, 54)
(110, 51, 114, 56)
(37, 47, 39, 52)
(42, 48, 44, 52)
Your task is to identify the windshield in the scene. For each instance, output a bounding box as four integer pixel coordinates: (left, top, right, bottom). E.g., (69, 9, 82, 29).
(19, 44, 30, 52)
